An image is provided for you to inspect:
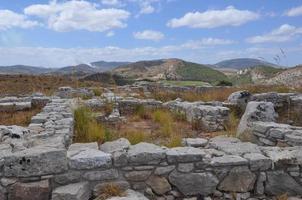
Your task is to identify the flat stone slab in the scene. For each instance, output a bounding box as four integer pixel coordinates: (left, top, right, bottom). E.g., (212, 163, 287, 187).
(182, 138, 208, 147)
(244, 153, 272, 171)
(100, 138, 131, 153)
(67, 146, 112, 170)
(52, 182, 90, 200)
(107, 189, 148, 200)
(211, 155, 248, 166)
(9, 180, 50, 200)
(4, 146, 67, 177)
(166, 147, 205, 163)
(213, 142, 261, 156)
(127, 143, 166, 165)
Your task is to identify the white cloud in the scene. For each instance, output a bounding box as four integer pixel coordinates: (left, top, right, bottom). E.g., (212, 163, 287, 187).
(133, 30, 164, 41)
(246, 24, 302, 43)
(167, 6, 260, 28)
(182, 38, 235, 49)
(0, 10, 39, 30)
(101, 0, 124, 6)
(24, 0, 130, 32)
(285, 5, 302, 17)
(106, 31, 115, 37)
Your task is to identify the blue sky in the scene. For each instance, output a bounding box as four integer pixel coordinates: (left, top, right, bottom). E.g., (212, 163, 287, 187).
(0, 0, 301, 67)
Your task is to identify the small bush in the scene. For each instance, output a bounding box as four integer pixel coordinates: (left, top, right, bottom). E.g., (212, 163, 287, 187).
(165, 134, 182, 148)
(96, 183, 125, 200)
(224, 111, 240, 137)
(172, 110, 187, 122)
(123, 130, 146, 145)
(152, 110, 173, 137)
(74, 107, 105, 143)
(93, 88, 103, 96)
(134, 105, 151, 119)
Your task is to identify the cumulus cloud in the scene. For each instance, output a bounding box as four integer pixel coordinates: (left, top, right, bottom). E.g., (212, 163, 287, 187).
(182, 38, 235, 49)
(0, 10, 39, 30)
(133, 30, 164, 41)
(285, 5, 302, 17)
(24, 0, 130, 32)
(246, 24, 302, 43)
(101, 0, 124, 6)
(167, 6, 260, 28)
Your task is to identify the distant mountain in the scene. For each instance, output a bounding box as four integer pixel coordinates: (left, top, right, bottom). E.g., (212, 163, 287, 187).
(112, 58, 229, 84)
(51, 64, 99, 76)
(0, 65, 53, 75)
(91, 61, 131, 71)
(215, 58, 278, 70)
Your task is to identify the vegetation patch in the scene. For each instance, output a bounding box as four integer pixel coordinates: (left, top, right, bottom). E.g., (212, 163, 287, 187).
(0, 108, 41, 126)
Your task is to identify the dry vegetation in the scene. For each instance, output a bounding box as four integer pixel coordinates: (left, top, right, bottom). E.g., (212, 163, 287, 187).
(95, 184, 125, 200)
(0, 108, 41, 126)
(0, 74, 102, 97)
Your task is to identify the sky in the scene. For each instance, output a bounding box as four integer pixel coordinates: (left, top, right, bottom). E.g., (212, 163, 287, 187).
(0, 0, 302, 68)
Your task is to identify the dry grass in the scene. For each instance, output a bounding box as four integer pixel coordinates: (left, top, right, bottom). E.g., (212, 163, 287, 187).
(152, 110, 173, 137)
(95, 183, 125, 200)
(0, 108, 41, 126)
(0, 74, 102, 97)
(120, 129, 147, 145)
(74, 107, 105, 143)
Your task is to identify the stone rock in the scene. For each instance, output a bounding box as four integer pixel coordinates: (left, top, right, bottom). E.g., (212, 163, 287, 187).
(9, 180, 50, 200)
(227, 90, 252, 109)
(100, 138, 130, 153)
(169, 170, 218, 196)
(154, 165, 175, 175)
(146, 176, 171, 195)
(181, 138, 208, 147)
(124, 171, 152, 182)
(213, 141, 261, 156)
(211, 155, 248, 167)
(166, 147, 205, 163)
(4, 146, 67, 177)
(67, 147, 112, 170)
(243, 153, 272, 171)
(218, 166, 256, 192)
(82, 169, 119, 181)
(106, 189, 148, 200)
(52, 182, 90, 200)
(237, 101, 277, 139)
(127, 143, 166, 165)
(265, 171, 302, 195)
(178, 163, 194, 173)
(54, 171, 82, 185)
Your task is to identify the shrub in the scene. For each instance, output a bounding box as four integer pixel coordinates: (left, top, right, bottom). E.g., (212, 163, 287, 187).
(74, 107, 105, 143)
(224, 110, 240, 137)
(165, 134, 182, 148)
(122, 130, 146, 145)
(96, 183, 125, 200)
(93, 88, 103, 96)
(152, 110, 173, 137)
(134, 105, 151, 119)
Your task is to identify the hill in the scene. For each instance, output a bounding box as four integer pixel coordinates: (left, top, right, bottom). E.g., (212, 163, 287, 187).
(51, 64, 99, 76)
(215, 58, 278, 70)
(230, 65, 284, 85)
(112, 59, 228, 83)
(266, 65, 302, 87)
(112, 58, 229, 84)
(91, 61, 131, 71)
(0, 65, 53, 75)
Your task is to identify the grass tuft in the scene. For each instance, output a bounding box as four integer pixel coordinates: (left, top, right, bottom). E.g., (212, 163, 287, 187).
(96, 183, 125, 200)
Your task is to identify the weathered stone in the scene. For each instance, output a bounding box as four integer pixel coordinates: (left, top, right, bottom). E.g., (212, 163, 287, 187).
(211, 155, 248, 167)
(52, 182, 90, 200)
(166, 147, 205, 163)
(54, 171, 81, 185)
(100, 138, 130, 153)
(67, 147, 111, 170)
(265, 171, 302, 195)
(4, 147, 67, 177)
(146, 176, 171, 195)
(256, 172, 266, 195)
(106, 189, 148, 200)
(227, 91, 251, 109)
(218, 166, 256, 192)
(154, 165, 175, 175)
(178, 163, 194, 173)
(127, 143, 166, 165)
(9, 180, 50, 200)
(169, 170, 218, 196)
(124, 171, 152, 181)
(181, 138, 208, 148)
(214, 142, 261, 155)
(82, 169, 118, 181)
(243, 153, 271, 171)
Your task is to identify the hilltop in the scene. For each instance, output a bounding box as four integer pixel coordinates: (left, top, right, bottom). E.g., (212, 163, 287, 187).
(215, 58, 278, 70)
(112, 58, 229, 84)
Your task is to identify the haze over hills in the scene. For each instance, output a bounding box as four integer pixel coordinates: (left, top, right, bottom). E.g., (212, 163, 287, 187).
(0, 65, 53, 75)
(215, 58, 279, 70)
(91, 61, 131, 71)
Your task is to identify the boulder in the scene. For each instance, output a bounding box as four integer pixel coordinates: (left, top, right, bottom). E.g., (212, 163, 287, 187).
(52, 182, 90, 200)
(265, 171, 302, 195)
(146, 176, 171, 195)
(4, 146, 67, 177)
(218, 166, 256, 192)
(181, 138, 208, 148)
(166, 147, 205, 163)
(127, 143, 166, 165)
(169, 170, 218, 196)
(9, 180, 50, 200)
(237, 101, 277, 139)
(100, 138, 130, 153)
(227, 90, 252, 109)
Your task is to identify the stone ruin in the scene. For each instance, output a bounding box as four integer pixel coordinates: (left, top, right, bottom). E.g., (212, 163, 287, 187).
(0, 86, 302, 200)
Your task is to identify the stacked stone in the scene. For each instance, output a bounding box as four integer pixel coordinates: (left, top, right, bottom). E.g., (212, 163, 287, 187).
(250, 121, 302, 146)
(164, 99, 230, 132)
(117, 98, 163, 115)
